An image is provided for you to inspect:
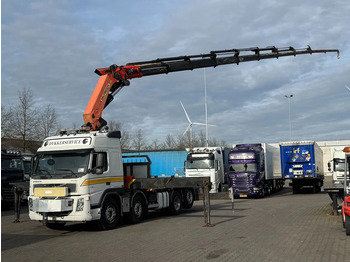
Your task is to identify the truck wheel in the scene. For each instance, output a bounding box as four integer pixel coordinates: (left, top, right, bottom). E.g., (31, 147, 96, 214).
(218, 183, 222, 192)
(345, 214, 350, 235)
(266, 186, 271, 196)
(128, 194, 146, 224)
(168, 191, 182, 215)
(292, 185, 300, 194)
(260, 189, 265, 198)
(97, 198, 119, 230)
(183, 189, 194, 209)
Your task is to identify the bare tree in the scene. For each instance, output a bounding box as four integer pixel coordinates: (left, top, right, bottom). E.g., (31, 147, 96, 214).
(131, 129, 147, 151)
(219, 139, 230, 148)
(108, 120, 131, 150)
(39, 104, 58, 139)
(208, 137, 218, 147)
(146, 139, 162, 150)
(10, 88, 40, 152)
(197, 130, 206, 147)
(1, 105, 13, 138)
(176, 134, 187, 150)
(163, 134, 176, 149)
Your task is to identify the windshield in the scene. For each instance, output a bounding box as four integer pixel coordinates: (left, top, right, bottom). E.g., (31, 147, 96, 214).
(23, 160, 31, 174)
(186, 159, 214, 169)
(229, 163, 257, 173)
(334, 159, 345, 172)
(1, 158, 23, 172)
(33, 150, 90, 179)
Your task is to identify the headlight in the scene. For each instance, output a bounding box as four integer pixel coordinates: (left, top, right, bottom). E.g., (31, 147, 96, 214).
(76, 198, 84, 212)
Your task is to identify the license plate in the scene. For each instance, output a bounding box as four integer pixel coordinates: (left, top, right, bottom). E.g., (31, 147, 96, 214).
(240, 194, 247, 198)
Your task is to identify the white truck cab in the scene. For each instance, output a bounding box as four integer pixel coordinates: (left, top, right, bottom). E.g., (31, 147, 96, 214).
(28, 130, 124, 226)
(185, 147, 224, 193)
(328, 149, 346, 186)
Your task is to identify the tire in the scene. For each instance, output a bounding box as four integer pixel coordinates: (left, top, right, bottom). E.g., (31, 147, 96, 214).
(128, 194, 146, 224)
(345, 214, 350, 236)
(292, 185, 300, 194)
(260, 189, 265, 198)
(168, 191, 182, 215)
(97, 198, 119, 230)
(182, 189, 194, 209)
(46, 222, 66, 230)
(266, 186, 271, 196)
(218, 183, 222, 193)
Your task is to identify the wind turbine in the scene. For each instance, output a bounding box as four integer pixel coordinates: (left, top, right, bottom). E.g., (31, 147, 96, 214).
(180, 101, 206, 149)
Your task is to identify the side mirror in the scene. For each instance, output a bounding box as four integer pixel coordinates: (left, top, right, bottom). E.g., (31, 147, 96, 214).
(96, 153, 105, 175)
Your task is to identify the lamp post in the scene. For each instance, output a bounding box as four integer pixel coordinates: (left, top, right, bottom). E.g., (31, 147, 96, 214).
(285, 95, 293, 141)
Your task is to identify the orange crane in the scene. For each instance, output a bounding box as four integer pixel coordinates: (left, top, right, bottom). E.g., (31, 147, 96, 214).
(83, 46, 339, 131)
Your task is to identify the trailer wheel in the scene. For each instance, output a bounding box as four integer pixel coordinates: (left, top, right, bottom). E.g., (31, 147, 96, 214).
(128, 194, 146, 224)
(97, 198, 119, 230)
(183, 189, 194, 209)
(266, 186, 271, 196)
(345, 214, 350, 235)
(168, 191, 182, 215)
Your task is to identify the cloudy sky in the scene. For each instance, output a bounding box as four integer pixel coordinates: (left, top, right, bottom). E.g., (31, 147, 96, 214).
(2, 0, 350, 145)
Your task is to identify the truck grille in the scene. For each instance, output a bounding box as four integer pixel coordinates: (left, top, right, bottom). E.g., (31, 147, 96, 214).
(229, 173, 251, 192)
(2, 187, 14, 202)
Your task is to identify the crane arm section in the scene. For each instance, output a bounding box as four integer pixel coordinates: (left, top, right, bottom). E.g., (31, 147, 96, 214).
(83, 46, 339, 131)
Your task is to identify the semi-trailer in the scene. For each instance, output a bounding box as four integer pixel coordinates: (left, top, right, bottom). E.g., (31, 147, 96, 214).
(28, 130, 208, 230)
(227, 143, 283, 198)
(184, 147, 230, 193)
(280, 141, 323, 193)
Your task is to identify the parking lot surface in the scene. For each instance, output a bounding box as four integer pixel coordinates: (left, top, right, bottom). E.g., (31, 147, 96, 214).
(2, 188, 349, 262)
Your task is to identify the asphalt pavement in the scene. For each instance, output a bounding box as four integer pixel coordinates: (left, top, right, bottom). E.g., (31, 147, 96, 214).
(1, 188, 349, 262)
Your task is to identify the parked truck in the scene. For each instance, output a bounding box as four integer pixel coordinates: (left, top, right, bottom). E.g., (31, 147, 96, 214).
(184, 147, 230, 193)
(319, 140, 350, 187)
(28, 130, 208, 229)
(320, 140, 350, 214)
(1, 149, 26, 208)
(123, 150, 188, 177)
(341, 147, 350, 235)
(227, 143, 283, 198)
(280, 141, 324, 193)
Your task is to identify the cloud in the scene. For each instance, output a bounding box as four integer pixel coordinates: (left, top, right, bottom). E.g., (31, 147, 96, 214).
(2, 0, 349, 145)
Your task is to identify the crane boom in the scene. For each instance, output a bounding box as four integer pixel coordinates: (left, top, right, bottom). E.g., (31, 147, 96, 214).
(83, 46, 339, 131)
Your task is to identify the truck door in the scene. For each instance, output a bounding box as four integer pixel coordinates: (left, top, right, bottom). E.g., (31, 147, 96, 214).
(89, 152, 109, 206)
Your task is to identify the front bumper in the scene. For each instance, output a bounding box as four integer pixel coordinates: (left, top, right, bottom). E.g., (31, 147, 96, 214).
(28, 196, 98, 222)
